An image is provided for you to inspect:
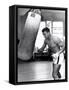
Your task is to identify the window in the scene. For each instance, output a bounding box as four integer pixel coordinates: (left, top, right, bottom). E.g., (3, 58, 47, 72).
(52, 21, 63, 38)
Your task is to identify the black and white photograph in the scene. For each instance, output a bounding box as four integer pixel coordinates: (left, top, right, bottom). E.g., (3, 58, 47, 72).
(9, 5, 67, 84)
(17, 6, 67, 83)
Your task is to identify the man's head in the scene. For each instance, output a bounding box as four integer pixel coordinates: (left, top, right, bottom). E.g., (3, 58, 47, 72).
(42, 27, 50, 39)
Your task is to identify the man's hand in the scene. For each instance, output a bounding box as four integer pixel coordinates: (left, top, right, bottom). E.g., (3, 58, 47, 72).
(52, 52, 60, 60)
(38, 49, 43, 53)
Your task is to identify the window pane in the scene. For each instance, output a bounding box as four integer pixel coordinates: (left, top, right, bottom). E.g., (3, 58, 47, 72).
(53, 21, 63, 38)
(46, 21, 52, 33)
(53, 22, 63, 27)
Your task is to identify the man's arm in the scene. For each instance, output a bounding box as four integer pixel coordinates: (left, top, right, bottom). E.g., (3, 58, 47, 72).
(38, 40, 46, 52)
(55, 37, 65, 55)
(59, 39, 65, 54)
(52, 37, 65, 59)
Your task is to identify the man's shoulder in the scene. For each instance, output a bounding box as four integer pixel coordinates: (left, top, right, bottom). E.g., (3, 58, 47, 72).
(52, 35, 60, 41)
(52, 35, 65, 43)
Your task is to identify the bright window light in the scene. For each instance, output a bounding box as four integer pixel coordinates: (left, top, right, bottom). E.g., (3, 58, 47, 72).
(52, 21, 63, 38)
(35, 21, 46, 49)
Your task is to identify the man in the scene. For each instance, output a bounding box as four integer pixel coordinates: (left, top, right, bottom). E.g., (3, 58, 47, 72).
(38, 27, 65, 80)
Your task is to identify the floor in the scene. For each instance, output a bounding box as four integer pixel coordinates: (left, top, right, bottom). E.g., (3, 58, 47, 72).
(18, 60, 65, 82)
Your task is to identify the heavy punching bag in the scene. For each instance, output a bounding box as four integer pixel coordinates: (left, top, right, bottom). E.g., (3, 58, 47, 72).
(18, 9, 41, 60)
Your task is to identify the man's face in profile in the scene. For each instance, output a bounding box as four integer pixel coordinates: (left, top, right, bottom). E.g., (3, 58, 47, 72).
(42, 31, 50, 39)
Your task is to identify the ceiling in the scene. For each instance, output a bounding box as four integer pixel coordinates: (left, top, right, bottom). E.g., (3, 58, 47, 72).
(18, 8, 65, 21)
